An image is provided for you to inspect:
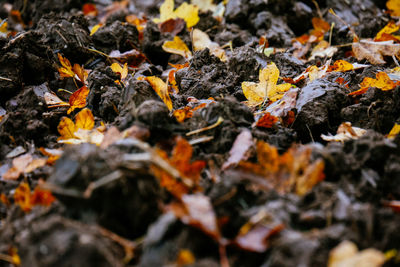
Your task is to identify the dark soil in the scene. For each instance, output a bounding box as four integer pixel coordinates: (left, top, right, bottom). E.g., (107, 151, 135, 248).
(1, 0, 400, 266)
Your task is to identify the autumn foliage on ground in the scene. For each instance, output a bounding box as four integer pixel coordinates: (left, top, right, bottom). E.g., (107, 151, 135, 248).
(0, 0, 400, 266)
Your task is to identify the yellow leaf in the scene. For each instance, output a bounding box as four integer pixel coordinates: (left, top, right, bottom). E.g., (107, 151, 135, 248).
(176, 249, 196, 266)
(174, 2, 199, 28)
(387, 0, 400, 17)
(331, 60, 354, 72)
(90, 23, 102, 36)
(0, 20, 7, 33)
(139, 76, 173, 111)
(110, 63, 128, 81)
(75, 108, 95, 130)
(162, 36, 192, 58)
(153, 0, 199, 28)
(242, 81, 265, 105)
(388, 123, 400, 139)
(192, 29, 226, 61)
(57, 117, 76, 140)
(375, 21, 399, 41)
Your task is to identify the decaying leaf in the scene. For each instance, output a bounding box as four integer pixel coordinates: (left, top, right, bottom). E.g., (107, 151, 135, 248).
(3, 154, 47, 180)
(328, 240, 385, 267)
(162, 36, 192, 58)
(153, 0, 199, 28)
(159, 18, 186, 35)
(138, 76, 173, 111)
(321, 122, 367, 142)
(242, 62, 291, 105)
(14, 182, 55, 212)
(67, 85, 89, 114)
(222, 129, 253, 170)
(352, 40, 400, 64)
(57, 108, 104, 145)
(349, 71, 400, 96)
(387, 0, 400, 17)
(192, 29, 226, 61)
(238, 141, 325, 196)
(151, 137, 206, 197)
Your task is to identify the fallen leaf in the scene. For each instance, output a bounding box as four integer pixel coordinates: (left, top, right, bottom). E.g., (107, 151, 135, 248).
(375, 21, 400, 42)
(387, 0, 400, 17)
(193, 29, 226, 61)
(330, 60, 354, 72)
(159, 18, 186, 35)
(191, 0, 217, 12)
(387, 123, 400, 139)
(110, 63, 128, 81)
(162, 36, 192, 58)
(39, 147, 63, 165)
(138, 76, 173, 111)
(3, 154, 47, 180)
(321, 122, 367, 142)
(67, 85, 89, 114)
(90, 23, 102, 36)
(309, 40, 338, 60)
(82, 3, 98, 16)
(352, 40, 400, 64)
(222, 129, 253, 170)
(328, 240, 385, 267)
(349, 71, 400, 96)
(152, 137, 206, 197)
(383, 200, 400, 213)
(242, 62, 291, 105)
(57, 108, 104, 145)
(109, 49, 147, 67)
(13, 182, 55, 212)
(44, 92, 69, 107)
(255, 112, 279, 128)
(176, 249, 196, 266)
(57, 53, 75, 78)
(238, 141, 325, 196)
(153, 0, 199, 28)
(167, 194, 220, 239)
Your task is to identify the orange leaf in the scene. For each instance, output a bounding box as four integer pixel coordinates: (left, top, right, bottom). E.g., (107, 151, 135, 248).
(3, 154, 47, 180)
(375, 21, 400, 42)
(350, 72, 400, 95)
(139, 76, 173, 111)
(256, 112, 279, 128)
(72, 63, 87, 83)
(82, 3, 98, 16)
(67, 86, 89, 114)
(387, 0, 400, 17)
(312, 17, 330, 33)
(75, 108, 95, 130)
(57, 53, 75, 78)
(14, 182, 55, 212)
(330, 60, 354, 72)
(57, 117, 76, 140)
(30, 187, 56, 207)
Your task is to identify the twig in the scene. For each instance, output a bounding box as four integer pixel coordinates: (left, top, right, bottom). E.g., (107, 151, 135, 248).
(189, 136, 214, 145)
(186, 117, 224, 136)
(83, 170, 124, 198)
(0, 76, 12, 82)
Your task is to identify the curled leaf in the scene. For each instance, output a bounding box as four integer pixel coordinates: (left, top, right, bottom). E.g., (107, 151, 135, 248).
(162, 36, 192, 58)
(139, 76, 173, 111)
(153, 0, 199, 28)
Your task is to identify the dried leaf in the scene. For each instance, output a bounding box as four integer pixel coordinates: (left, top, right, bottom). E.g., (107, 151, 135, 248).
(14, 182, 55, 212)
(349, 71, 400, 96)
(159, 18, 186, 35)
(222, 129, 253, 170)
(82, 3, 98, 16)
(154, 0, 199, 28)
(57, 117, 76, 140)
(90, 23, 102, 36)
(375, 21, 400, 42)
(352, 40, 400, 64)
(242, 62, 291, 105)
(162, 36, 192, 58)
(331, 60, 354, 72)
(191, 0, 217, 12)
(75, 107, 95, 130)
(255, 112, 279, 128)
(67, 86, 89, 114)
(44, 92, 69, 107)
(138, 76, 173, 111)
(328, 240, 385, 267)
(193, 29, 226, 61)
(321, 122, 367, 142)
(387, 0, 400, 17)
(3, 154, 47, 180)
(109, 49, 147, 67)
(110, 63, 128, 81)
(238, 142, 325, 196)
(57, 53, 75, 78)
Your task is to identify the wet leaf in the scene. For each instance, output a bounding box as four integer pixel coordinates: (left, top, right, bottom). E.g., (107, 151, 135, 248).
(242, 62, 291, 105)
(349, 71, 400, 96)
(321, 122, 367, 142)
(67, 85, 89, 114)
(138, 76, 173, 111)
(3, 154, 47, 180)
(352, 40, 400, 64)
(328, 240, 385, 267)
(387, 0, 400, 17)
(14, 182, 55, 212)
(193, 29, 226, 61)
(154, 0, 199, 28)
(162, 36, 192, 58)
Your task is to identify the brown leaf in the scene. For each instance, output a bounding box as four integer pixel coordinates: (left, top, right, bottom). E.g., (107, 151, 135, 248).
(159, 18, 186, 35)
(222, 129, 253, 170)
(352, 40, 400, 64)
(3, 154, 47, 180)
